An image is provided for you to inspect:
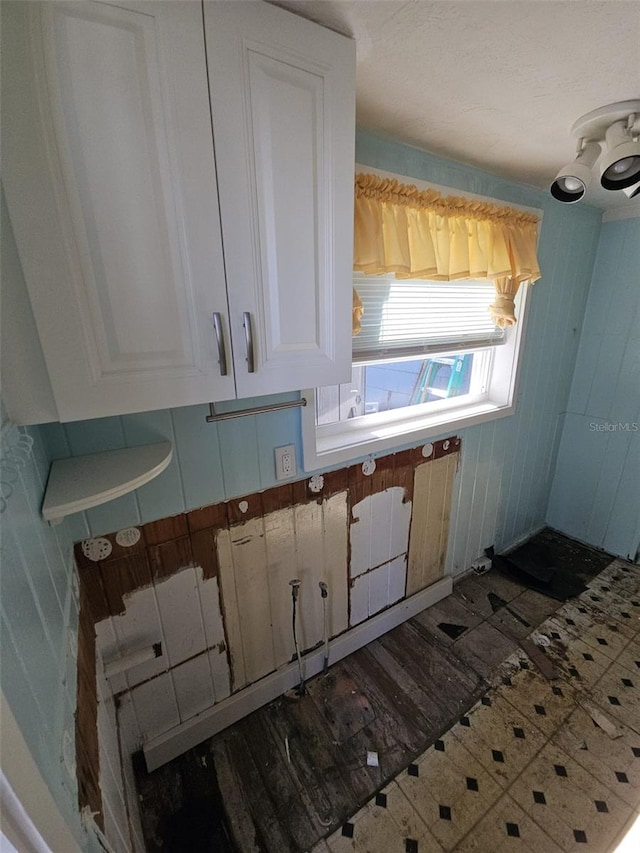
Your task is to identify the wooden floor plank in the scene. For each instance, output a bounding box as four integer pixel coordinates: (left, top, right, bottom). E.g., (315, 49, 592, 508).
(343, 646, 431, 752)
(236, 712, 320, 852)
(215, 729, 296, 853)
(263, 698, 356, 831)
(210, 738, 263, 853)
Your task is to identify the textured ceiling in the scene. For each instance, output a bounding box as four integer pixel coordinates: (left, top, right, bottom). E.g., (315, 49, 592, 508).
(270, 0, 640, 210)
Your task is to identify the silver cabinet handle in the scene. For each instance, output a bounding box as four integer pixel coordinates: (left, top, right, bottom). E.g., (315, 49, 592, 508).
(242, 311, 255, 373)
(212, 313, 228, 376)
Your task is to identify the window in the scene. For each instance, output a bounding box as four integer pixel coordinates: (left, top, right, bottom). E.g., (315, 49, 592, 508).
(302, 271, 531, 470)
(301, 168, 540, 470)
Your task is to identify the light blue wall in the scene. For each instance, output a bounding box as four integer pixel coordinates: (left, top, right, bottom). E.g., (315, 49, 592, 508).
(0, 415, 91, 846)
(547, 216, 640, 561)
(40, 130, 603, 574)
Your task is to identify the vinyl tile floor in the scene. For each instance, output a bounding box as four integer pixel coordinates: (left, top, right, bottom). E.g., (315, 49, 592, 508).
(313, 558, 640, 853)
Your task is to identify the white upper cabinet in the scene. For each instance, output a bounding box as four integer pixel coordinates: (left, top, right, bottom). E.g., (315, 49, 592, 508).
(2, 1, 355, 423)
(204, 1, 355, 398)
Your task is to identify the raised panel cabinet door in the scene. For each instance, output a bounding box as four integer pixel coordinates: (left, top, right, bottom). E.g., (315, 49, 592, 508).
(204, 1, 356, 397)
(2, 1, 235, 421)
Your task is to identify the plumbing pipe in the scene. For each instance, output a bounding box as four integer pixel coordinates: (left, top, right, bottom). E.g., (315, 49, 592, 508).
(289, 579, 305, 695)
(319, 581, 329, 672)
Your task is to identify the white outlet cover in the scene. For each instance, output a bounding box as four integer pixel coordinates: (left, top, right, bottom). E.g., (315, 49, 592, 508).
(275, 444, 297, 480)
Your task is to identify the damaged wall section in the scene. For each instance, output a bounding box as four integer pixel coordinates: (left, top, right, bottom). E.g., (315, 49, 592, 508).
(74, 436, 460, 834)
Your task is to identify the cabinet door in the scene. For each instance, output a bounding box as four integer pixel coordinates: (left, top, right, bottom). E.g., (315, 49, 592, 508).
(204, 1, 355, 398)
(2, 1, 235, 421)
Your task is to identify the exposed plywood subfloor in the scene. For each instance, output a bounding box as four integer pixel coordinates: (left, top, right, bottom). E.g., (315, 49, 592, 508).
(134, 530, 627, 852)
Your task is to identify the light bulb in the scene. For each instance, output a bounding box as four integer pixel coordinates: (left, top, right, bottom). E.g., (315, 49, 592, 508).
(612, 157, 635, 174)
(559, 176, 583, 193)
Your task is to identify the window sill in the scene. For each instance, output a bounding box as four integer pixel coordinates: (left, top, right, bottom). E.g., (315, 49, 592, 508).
(302, 397, 514, 470)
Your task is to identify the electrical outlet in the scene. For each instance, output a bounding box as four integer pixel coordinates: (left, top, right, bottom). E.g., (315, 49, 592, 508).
(275, 444, 297, 480)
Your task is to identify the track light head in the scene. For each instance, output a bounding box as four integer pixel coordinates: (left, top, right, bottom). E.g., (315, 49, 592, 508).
(623, 180, 640, 199)
(551, 101, 640, 204)
(550, 141, 601, 203)
(599, 121, 640, 189)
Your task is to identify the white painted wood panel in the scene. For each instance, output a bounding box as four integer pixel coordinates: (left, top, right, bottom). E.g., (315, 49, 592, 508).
(216, 494, 349, 690)
(3, 0, 234, 421)
(217, 519, 276, 689)
(263, 507, 299, 667)
(96, 670, 131, 853)
(114, 692, 146, 852)
(204, 0, 355, 396)
(350, 487, 412, 578)
(154, 568, 206, 667)
(106, 588, 166, 689)
(172, 654, 215, 724)
(208, 647, 231, 704)
(292, 502, 326, 653)
(129, 671, 179, 741)
(322, 493, 350, 639)
(407, 456, 456, 595)
(196, 572, 227, 650)
(349, 555, 407, 626)
(95, 618, 127, 696)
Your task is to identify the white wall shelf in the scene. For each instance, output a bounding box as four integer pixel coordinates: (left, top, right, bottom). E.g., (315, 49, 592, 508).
(42, 442, 173, 524)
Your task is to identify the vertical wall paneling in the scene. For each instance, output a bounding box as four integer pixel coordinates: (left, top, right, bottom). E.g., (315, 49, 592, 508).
(548, 217, 640, 560)
(350, 487, 411, 579)
(153, 568, 206, 667)
(171, 654, 216, 722)
(129, 672, 180, 742)
(170, 405, 226, 510)
(407, 455, 456, 594)
(95, 659, 132, 853)
(217, 492, 349, 690)
(321, 493, 350, 639)
(196, 571, 231, 701)
(291, 501, 325, 653)
(37, 130, 602, 571)
(121, 411, 185, 524)
(349, 486, 411, 625)
(0, 421, 100, 847)
(217, 517, 276, 687)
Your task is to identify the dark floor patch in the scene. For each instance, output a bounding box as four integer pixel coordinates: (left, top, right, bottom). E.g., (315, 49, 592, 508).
(133, 747, 235, 853)
(165, 798, 233, 853)
(488, 592, 507, 612)
(485, 526, 610, 601)
(437, 622, 468, 640)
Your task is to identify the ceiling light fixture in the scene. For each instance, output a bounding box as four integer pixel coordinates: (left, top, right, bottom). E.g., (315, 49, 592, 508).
(623, 180, 640, 199)
(551, 100, 640, 204)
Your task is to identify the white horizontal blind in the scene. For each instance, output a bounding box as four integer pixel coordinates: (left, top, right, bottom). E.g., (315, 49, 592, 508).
(353, 273, 504, 361)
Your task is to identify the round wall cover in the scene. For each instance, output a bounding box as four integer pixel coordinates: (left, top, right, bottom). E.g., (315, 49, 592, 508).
(115, 527, 141, 547)
(362, 459, 376, 476)
(81, 537, 112, 562)
(422, 443, 434, 458)
(238, 500, 249, 513)
(309, 474, 324, 493)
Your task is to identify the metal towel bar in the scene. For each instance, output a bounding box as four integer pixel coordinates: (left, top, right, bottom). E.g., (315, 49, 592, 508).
(206, 397, 307, 422)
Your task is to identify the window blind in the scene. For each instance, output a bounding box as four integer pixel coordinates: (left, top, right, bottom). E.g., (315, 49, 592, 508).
(352, 274, 505, 362)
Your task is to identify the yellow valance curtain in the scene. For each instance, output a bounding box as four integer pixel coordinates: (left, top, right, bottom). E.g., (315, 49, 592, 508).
(353, 173, 542, 329)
